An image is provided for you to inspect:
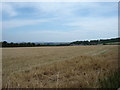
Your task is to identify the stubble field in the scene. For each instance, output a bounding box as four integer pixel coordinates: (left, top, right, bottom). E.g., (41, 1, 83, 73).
(2, 45, 119, 88)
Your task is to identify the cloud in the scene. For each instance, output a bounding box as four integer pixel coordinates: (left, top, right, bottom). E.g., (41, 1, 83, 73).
(3, 27, 118, 42)
(64, 17, 118, 32)
(1, 0, 119, 3)
(2, 18, 54, 30)
(2, 2, 117, 18)
(2, 2, 118, 42)
(3, 16, 118, 42)
(2, 3, 17, 17)
(25, 2, 117, 18)
(6, 2, 77, 18)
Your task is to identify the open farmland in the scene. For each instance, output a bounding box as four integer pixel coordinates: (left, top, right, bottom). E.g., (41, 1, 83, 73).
(2, 45, 118, 88)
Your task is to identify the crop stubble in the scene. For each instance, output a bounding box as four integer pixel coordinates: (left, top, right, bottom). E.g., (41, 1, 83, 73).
(2, 45, 119, 88)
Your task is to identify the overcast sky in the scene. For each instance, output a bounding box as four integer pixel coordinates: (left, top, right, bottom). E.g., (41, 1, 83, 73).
(1, 2, 118, 42)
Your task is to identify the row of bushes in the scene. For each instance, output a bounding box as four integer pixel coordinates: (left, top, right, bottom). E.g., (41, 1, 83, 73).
(0, 41, 70, 47)
(70, 38, 120, 45)
(1, 37, 120, 47)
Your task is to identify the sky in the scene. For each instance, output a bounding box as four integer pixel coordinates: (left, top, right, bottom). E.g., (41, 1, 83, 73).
(1, 2, 118, 42)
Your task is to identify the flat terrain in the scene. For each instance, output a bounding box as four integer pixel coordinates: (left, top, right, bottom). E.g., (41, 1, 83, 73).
(2, 45, 118, 88)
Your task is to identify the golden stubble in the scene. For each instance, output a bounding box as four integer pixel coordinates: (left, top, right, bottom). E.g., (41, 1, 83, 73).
(2, 45, 119, 88)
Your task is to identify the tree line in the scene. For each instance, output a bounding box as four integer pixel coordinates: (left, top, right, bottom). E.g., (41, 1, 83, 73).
(0, 41, 70, 47)
(70, 37, 120, 45)
(0, 37, 120, 47)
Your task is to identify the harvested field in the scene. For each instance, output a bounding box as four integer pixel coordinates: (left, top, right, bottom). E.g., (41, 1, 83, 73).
(2, 45, 119, 88)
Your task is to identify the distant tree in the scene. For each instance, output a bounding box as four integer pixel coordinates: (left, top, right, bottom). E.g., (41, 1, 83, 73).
(0, 42, 2, 47)
(2, 41, 7, 44)
(2, 41, 8, 47)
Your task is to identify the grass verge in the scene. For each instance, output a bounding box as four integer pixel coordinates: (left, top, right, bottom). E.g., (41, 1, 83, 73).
(99, 70, 120, 88)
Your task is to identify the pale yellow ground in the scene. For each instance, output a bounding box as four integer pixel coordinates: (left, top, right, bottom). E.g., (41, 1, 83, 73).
(2, 45, 119, 88)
